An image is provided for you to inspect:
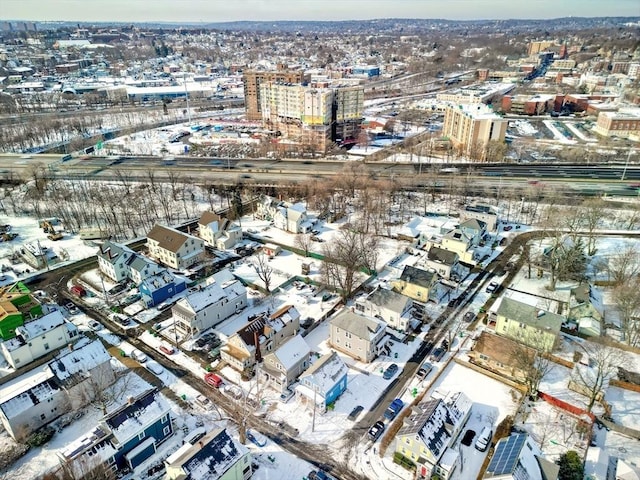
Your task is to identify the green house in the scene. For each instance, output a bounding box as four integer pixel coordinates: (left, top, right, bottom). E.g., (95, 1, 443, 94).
(0, 283, 42, 340)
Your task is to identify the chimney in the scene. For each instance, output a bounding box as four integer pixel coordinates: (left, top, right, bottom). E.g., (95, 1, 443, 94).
(127, 396, 135, 405)
(254, 330, 262, 364)
(68, 343, 73, 351)
(198, 440, 204, 449)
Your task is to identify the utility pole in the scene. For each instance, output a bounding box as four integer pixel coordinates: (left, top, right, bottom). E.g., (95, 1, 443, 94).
(183, 72, 192, 125)
(312, 387, 317, 432)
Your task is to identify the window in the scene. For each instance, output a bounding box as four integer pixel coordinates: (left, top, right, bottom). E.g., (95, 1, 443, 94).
(163, 426, 171, 436)
(161, 414, 168, 424)
(107, 456, 115, 465)
(40, 413, 46, 420)
(345, 332, 351, 339)
(138, 432, 145, 441)
(44, 343, 49, 350)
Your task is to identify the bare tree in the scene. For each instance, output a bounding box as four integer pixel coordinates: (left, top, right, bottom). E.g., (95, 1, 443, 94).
(294, 233, 312, 257)
(43, 455, 116, 480)
(508, 332, 555, 398)
(321, 228, 376, 300)
(71, 366, 127, 415)
(580, 199, 605, 256)
(607, 244, 640, 285)
(253, 252, 274, 294)
(612, 277, 640, 347)
(571, 342, 626, 413)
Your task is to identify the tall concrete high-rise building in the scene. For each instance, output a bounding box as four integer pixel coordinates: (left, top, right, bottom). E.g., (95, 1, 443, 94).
(242, 65, 310, 121)
(443, 104, 507, 160)
(259, 82, 364, 152)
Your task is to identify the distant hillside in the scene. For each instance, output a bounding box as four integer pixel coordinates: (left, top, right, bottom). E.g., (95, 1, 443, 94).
(20, 16, 640, 34)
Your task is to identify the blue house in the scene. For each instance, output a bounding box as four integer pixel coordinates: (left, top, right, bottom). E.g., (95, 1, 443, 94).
(139, 270, 186, 307)
(58, 389, 173, 474)
(297, 351, 348, 413)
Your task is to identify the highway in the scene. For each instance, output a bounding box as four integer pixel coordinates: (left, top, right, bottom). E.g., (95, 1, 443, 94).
(2, 153, 639, 198)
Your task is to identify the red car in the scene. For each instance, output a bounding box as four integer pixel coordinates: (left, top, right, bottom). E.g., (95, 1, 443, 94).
(159, 344, 175, 355)
(204, 373, 223, 388)
(503, 225, 513, 231)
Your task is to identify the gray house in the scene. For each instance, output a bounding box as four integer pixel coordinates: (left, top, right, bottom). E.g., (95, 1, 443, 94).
(329, 309, 387, 363)
(258, 334, 311, 393)
(423, 246, 460, 280)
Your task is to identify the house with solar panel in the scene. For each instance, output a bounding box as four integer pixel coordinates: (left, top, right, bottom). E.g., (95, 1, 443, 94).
(58, 388, 173, 475)
(396, 391, 473, 480)
(164, 427, 252, 480)
(485, 432, 559, 479)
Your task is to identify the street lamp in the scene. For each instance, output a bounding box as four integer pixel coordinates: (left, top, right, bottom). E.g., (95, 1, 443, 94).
(621, 149, 635, 181)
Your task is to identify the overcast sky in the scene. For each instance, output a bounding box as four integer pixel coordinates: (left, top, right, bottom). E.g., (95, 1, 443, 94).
(2, 0, 639, 23)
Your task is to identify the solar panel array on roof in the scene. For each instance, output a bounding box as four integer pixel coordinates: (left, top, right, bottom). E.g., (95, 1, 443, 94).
(486, 433, 527, 476)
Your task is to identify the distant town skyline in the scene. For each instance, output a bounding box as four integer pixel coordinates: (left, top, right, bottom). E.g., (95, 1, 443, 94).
(2, 0, 639, 23)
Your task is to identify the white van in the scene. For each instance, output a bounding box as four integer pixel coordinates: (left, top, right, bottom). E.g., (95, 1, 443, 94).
(475, 426, 492, 452)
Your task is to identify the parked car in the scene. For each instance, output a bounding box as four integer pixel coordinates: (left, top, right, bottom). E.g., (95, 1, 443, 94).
(475, 427, 493, 452)
(156, 301, 173, 311)
(159, 344, 175, 355)
(383, 363, 399, 380)
(463, 311, 476, 323)
(279, 388, 295, 403)
(485, 282, 499, 293)
(131, 349, 148, 363)
(503, 225, 513, 231)
(416, 362, 433, 380)
(145, 361, 164, 376)
(65, 302, 79, 315)
(430, 347, 446, 362)
(204, 373, 223, 388)
(246, 429, 267, 447)
(195, 394, 213, 411)
(368, 421, 385, 441)
(461, 429, 476, 447)
(348, 405, 364, 421)
(88, 320, 102, 331)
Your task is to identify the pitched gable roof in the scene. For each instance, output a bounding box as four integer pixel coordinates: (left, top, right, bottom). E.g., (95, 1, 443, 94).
(399, 265, 436, 288)
(147, 224, 190, 253)
(366, 288, 412, 313)
(97, 240, 135, 264)
(459, 218, 486, 231)
(330, 309, 385, 341)
(427, 246, 459, 266)
(497, 297, 564, 332)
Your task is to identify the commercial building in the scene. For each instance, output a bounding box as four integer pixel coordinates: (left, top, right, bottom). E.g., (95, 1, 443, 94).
(593, 109, 640, 140)
(442, 104, 507, 160)
(242, 65, 310, 121)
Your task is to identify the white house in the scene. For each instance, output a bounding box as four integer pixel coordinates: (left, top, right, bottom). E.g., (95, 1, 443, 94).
(198, 211, 242, 250)
(128, 255, 162, 285)
(355, 287, 413, 332)
(147, 224, 204, 270)
(258, 334, 311, 393)
(256, 195, 311, 233)
(0, 366, 68, 441)
(172, 270, 247, 337)
(1, 310, 80, 369)
(97, 241, 137, 283)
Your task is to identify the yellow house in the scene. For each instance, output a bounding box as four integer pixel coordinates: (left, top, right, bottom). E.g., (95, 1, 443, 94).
(440, 228, 475, 264)
(392, 265, 437, 303)
(495, 297, 563, 352)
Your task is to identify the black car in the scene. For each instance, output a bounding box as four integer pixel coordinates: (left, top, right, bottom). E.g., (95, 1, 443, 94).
(368, 421, 385, 441)
(463, 312, 476, 323)
(461, 429, 476, 447)
(348, 405, 364, 421)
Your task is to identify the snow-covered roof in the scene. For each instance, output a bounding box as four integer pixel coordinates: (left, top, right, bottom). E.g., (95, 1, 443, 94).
(298, 351, 348, 396)
(178, 275, 245, 313)
(139, 271, 180, 292)
(270, 334, 310, 371)
(166, 428, 248, 480)
(49, 338, 111, 382)
(0, 367, 58, 419)
(97, 240, 135, 265)
(330, 309, 386, 342)
(15, 309, 67, 340)
(102, 389, 171, 445)
(364, 288, 412, 313)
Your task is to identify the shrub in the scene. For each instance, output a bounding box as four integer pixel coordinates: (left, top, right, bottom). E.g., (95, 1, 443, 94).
(26, 426, 55, 447)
